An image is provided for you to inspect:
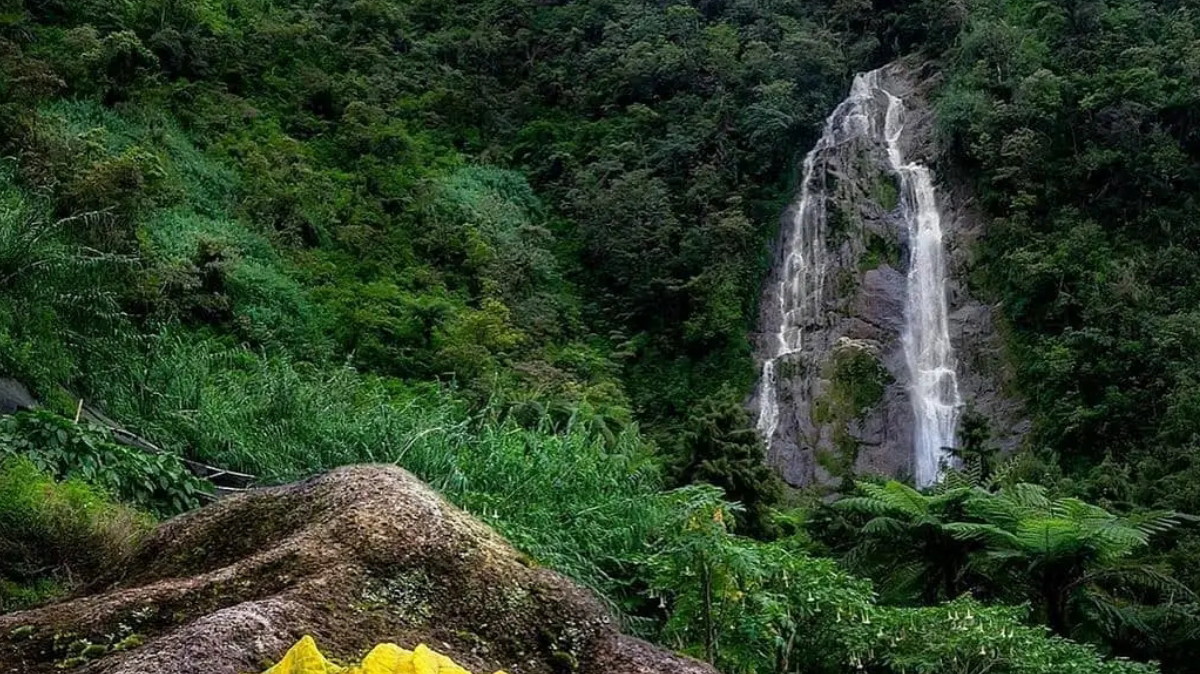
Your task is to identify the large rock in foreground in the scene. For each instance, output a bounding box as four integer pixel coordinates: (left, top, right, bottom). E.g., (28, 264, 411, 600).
(0, 466, 714, 674)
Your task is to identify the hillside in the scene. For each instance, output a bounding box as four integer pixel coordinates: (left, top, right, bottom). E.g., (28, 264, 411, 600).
(1, 0, 1199, 672)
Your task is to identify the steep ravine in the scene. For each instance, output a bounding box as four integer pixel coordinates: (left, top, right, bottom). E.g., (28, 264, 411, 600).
(751, 61, 1027, 489)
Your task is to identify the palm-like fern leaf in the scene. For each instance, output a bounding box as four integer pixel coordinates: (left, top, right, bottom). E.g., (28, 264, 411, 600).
(945, 522, 1020, 547)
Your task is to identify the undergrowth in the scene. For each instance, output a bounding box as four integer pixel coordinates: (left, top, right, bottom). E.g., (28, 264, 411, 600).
(0, 458, 150, 612)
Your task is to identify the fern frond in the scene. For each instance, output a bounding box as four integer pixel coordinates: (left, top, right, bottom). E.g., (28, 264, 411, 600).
(945, 522, 1019, 547)
(861, 516, 907, 537)
(835, 495, 895, 517)
(881, 480, 931, 516)
(1084, 564, 1198, 601)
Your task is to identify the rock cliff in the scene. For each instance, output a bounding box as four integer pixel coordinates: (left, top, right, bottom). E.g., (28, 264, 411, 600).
(751, 61, 1027, 488)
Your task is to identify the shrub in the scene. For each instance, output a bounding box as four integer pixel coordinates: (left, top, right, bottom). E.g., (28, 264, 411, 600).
(0, 457, 150, 611)
(0, 410, 211, 516)
(648, 491, 1159, 674)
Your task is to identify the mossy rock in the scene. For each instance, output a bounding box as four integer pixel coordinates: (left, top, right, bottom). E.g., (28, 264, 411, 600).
(872, 172, 900, 212)
(814, 340, 892, 429)
(858, 231, 902, 272)
(0, 466, 715, 674)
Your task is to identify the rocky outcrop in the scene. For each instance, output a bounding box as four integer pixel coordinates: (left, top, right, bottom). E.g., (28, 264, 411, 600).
(0, 466, 715, 674)
(0, 378, 36, 415)
(752, 60, 1026, 488)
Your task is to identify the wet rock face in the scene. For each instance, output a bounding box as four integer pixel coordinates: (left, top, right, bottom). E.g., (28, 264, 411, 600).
(751, 61, 1027, 489)
(0, 466, 715, 674)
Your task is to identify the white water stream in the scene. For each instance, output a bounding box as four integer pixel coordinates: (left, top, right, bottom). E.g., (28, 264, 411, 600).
(755, 68, 961, 487)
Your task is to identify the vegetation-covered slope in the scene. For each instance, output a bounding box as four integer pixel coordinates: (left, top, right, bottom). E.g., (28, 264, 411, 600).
(927, 2, 1200, 667)
(0, 0, 886, 440)
(1, 0, 1198, 672)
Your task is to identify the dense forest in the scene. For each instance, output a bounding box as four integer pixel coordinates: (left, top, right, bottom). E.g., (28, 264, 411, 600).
(1, 0, 1199, 672)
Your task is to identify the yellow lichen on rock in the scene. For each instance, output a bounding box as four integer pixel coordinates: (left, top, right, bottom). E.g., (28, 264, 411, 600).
(263, 637, 508, 674)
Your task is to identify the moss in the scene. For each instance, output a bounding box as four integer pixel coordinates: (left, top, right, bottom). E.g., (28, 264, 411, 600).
(826, 199, 857, 245)
(778, 358, 805, 381)
(111, 634, 144, 652)
(858, 231, 902, 272)
(812, 397, 832, 425)
(550, 650, 580, 674)
(48, 621, 147, 668)
(78, 643, 108, 658)
(815, 428, 862, 479)
(811, 343, 890, 478)
(55, 637, 109, 668)
(814, 448, 837, 472)
(833, 427, 860, 472)
(827, 344, 891, 420)
(873, 172, 900, 211)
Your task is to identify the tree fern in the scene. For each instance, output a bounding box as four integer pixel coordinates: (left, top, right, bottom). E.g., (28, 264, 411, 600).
(831, 478, 1196, 650)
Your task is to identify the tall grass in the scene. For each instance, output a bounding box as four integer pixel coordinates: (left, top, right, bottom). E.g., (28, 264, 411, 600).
(79, 329, 674, 601)
(0, 162, 131, 392)
(444, 417, 669, 601)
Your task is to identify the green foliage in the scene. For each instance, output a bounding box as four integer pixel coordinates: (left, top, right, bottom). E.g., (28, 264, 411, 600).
(428, 166, 566, 332)
(676, 399, 783, 539)
(859, 230, 902, 272)
(952, 406, 1000, 482)
(831, 481, 983, 604)
(143, 208, 330, 356)
(647, 488, 870, 673)
(0, 457, 151, 611)
(926, 3, 1200, 666)
(873, 171, 900, 212)
(0, 164, 129, 391)
(649, 487, 1156, 674)
(0, 410, 210, 515)
(866, 598, 1156, 674)
(824, 479, 1198, 658)
(949, 482, 1193, 641)
(934, 0, 1200, 504)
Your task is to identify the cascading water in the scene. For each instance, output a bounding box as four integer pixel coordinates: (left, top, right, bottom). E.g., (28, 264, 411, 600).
(754, 75, 877, 446)
(876, 74, 962, 487)
(754, 67, 961, 487)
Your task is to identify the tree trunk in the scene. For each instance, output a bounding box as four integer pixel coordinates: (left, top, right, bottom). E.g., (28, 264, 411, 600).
(702, 558, 716, 664)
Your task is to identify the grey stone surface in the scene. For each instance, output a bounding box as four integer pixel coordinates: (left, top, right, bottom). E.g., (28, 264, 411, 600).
(0, 377, 37, 414)
(750, 61, 1026, 489)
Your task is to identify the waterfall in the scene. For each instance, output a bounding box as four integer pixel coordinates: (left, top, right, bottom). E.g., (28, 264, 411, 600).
(754, 68, 961, 488)
(754, 75, 877, 445)
(875, 73, 962, 487)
